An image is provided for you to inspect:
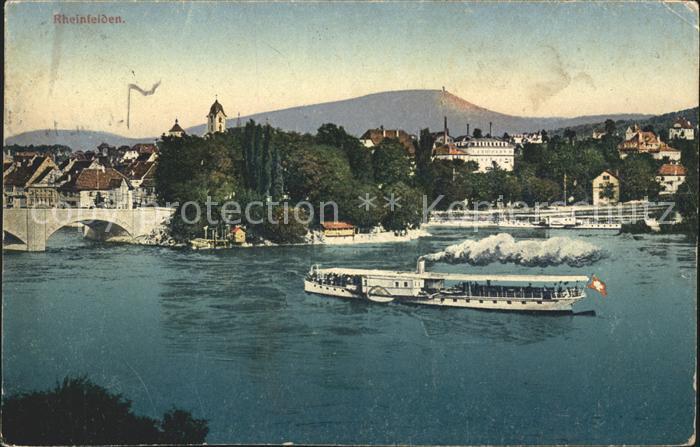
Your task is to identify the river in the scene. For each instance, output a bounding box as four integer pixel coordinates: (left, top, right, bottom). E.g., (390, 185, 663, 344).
(2, 227, 696, 444)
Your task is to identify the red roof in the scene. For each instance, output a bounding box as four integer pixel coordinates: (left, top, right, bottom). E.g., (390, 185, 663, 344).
(73, 168, 129, 191)
(658, 164, 687, 176)
(321, 221, 355, 230)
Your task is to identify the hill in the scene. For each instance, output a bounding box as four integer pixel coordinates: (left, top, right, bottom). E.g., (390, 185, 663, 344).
(4, 89, 675, 149)
(187, 89, 653, 137)
(550, 107, 699, 140)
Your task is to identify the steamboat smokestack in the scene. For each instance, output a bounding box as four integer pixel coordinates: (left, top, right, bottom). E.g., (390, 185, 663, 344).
(416, 258, 426, 274)
(489, 121, 493, 137)
(467, 123, 470, 137)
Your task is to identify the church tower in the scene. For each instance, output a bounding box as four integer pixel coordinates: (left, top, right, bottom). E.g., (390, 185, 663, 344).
(206, 98, 227, 135)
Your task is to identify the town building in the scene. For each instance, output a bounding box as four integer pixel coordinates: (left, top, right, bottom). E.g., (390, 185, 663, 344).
(668, 117, 694, 140)
(321, 221, 356, 238)
(656, 164, 687, 195)
(120, 147, 140, 163)
(618, 130, 681, 161)
(3, 155, 58, 208)
(433, 137, 515, 172)
(625, 124, 641, 141)
(591, 170, 620, 206)
(592, 129, 607, 140)
(167, 119, 186, 138)
(58, 165, 133, 208)
(206, 99, 227, 135)
(26, 166, 63, 207)
(359, 127, 415, 155)
(230, 226, 246, 244)
(124, 161, 158, 207)
(510, 132, 543, 145)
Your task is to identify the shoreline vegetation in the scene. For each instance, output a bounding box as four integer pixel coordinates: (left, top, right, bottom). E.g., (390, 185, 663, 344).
(153, 120, 697, 246)
(1, 376, 208, 445)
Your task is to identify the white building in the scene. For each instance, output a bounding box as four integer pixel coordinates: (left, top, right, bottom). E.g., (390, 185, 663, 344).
(592, 129, 607, 140)
(510, 132, 543, 145)
(433, 137, 515, 172)
(206, 99, 227, 135)
(591, 170, 620, 206)
(625, 124, 641, 141)
(656, 164, 687, 195)
(668, 117, 694, 140)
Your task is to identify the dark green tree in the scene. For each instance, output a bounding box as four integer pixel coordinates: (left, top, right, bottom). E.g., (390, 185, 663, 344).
(380, 182, 424, 231)
(1, 376, 208, 445)
(414, 128, 434, 193)
(371, 139, 411, 187)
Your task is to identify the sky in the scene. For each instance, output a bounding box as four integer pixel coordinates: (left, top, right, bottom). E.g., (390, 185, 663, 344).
(4, 1, 699, 138)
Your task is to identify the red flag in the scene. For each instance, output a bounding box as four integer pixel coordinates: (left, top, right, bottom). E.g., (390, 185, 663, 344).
(587, 275, 608, 297)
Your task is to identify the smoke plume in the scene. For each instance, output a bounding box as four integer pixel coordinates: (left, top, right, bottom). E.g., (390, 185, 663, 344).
(425, 233, 604, 267)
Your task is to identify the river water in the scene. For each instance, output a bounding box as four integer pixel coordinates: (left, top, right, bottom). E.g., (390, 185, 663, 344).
(2, 227, 696, 444)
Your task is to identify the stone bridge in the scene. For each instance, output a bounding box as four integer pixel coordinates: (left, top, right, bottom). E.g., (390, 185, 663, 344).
(3, 207, 175, 251)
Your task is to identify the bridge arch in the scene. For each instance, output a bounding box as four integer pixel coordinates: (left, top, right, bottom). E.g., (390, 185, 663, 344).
(45, 216, 135, 243)
(3, 228, 28, 247)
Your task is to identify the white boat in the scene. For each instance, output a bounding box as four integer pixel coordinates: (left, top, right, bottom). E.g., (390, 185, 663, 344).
(304, 259, 590, 313)
(497, 217, 621, 231)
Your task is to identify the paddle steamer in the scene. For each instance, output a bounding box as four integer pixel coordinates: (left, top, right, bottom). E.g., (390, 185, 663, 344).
(304, 259, 590, 312)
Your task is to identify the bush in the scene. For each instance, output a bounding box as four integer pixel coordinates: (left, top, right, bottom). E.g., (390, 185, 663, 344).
(1, 376, 208, 445)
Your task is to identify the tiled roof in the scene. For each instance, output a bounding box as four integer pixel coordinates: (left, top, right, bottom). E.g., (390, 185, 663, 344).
(126, 161, 155, 180)
(321, 221, 355, 230)
(3, 156, 52, 187)
(360, 128, 415, 155)
(74, 168, 129, 191)
(3, 165, 35, 186)
(658, 164, 687, 176)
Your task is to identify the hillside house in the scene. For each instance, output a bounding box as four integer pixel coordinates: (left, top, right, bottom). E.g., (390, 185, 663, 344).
(591, 170, 620, 206)
(656, 164, 687, 195)
(360, 127, 415, 155)
(668, 117, 694, 140)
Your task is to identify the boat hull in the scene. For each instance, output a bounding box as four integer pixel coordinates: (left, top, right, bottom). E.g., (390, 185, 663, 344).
(304, 280, 582, 312)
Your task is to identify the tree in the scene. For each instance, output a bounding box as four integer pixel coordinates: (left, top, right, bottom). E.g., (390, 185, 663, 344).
(329, 180, 386, 230)
(380, 182, 423, 231)
(259, 124, 273, 195)
(284, 144, 352, 203)
(316, 123, 373, 182)
(472, 128, 483, 138)
(371, 139, 412, 187)
(618, 154, 661, 201)
(414, 128, 434, 193)
(256, 205, 309, 244)
(564, 128, 576, 145)
(1, 376, 208, 445)
(604, 119, 616, 137)
(270, 144, 284, 199)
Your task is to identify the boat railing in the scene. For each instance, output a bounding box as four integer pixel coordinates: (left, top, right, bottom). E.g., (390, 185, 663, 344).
(458, 284, 583, 300)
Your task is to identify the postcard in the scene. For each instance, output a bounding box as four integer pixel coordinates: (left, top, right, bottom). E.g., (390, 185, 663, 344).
(2, 1, 697, 445)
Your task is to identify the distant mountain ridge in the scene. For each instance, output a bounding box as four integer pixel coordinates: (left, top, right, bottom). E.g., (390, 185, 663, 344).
(5, 89, 681, 149)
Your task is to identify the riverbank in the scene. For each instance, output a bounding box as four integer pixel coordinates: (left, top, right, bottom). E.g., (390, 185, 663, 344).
(100, 227, 430, 249)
